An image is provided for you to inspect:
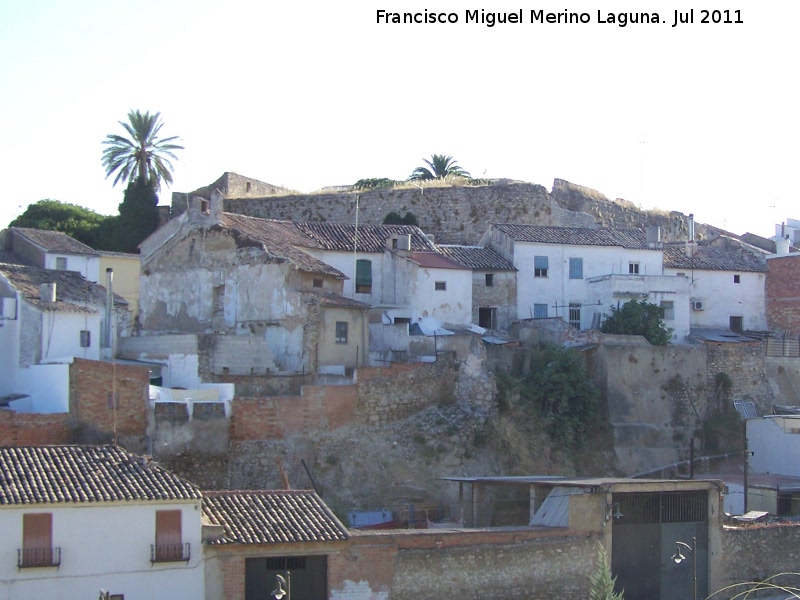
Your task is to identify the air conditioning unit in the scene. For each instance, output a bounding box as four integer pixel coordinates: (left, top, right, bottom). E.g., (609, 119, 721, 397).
(692, 300, 704, 311)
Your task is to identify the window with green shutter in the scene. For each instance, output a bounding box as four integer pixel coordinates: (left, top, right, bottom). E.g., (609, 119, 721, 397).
(355, 259, 372, 293)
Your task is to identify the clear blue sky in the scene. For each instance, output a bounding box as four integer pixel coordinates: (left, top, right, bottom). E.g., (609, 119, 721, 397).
(1, 0, 797, 239)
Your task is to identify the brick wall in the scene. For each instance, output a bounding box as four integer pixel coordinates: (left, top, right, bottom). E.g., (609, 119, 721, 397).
(0, 411, 70, 445)
(69, 357, 149, 449)
(766, 254, 800, 334)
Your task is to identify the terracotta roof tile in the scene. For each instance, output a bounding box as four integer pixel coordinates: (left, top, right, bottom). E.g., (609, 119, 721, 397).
(221, 214, 345, 278)
(436, 245, 516, 271)
(664, 243, 767, 272)
(11, 228, 99, 256)
(292, 222, 436, 253)
(408, 252, 469, 270)
(0, 445, 201, 505)
(310, 292, 371, 310)
(0, 263, 127, 312)
(493, 224, 652, 249)
(202, 490, 350, 545)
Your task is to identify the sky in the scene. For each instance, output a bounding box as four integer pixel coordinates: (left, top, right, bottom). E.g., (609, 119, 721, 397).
(1, 0, 797, 239)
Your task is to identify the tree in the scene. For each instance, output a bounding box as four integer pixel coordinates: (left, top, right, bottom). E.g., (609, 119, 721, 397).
(600, 300, 673, 346)
(496, 343, 601, 447)
(589, 544, 624, 600)
(383, 211, 419, 226)
(101, 109, 182, 190)
(9, 200, 109, 247)
(116, 180, 160, 253)
(408, 154, 471, 180)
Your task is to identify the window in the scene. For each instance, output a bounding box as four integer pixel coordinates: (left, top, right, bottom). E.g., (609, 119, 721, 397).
(335, 321, 348, 344)
(312, 278, 323, 289)
(569, 258, 583, 279)
(734, 274, 741, 284)
(568, 303, 581, 330)
(435, 281, 446, 291)
(153, 510, 185, 562)
(20, 513, 59, 567)
(55, 257, 67, 271)
(660, 301, 674, 320)
(534, 256, 548, 277)
(730, 316, 743, 333)
(355, 260, 372, 293)
(80, 330, 91, 347)
(485, 273, 494, 287)
(478, 307, 497, 329)
(629, 262, 640, 274)
(533, 304, 548, 319)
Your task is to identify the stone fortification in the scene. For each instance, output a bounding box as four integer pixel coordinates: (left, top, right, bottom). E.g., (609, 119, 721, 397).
(172, 177, 726, 245)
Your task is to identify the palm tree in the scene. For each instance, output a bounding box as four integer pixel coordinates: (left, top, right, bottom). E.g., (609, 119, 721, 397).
(408, 154, 471, 180)
(101, 110, 183, 190)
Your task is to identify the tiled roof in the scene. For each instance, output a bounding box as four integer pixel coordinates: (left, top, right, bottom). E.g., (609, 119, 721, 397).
(408, 252, 469, 270)
(0, 250, 32, 267)
(11, 228, 99, 256)
(292, 222, 437, 253)
(0, 445, 201, 505)
(437, 245, 516, 271)
(493, 224, 652, 249)
(663, 244, 767, 272)
(221, 213, 345, 278)
(0, 263, 126, 312)
(202, 490, 350, 545)
(312, 292, 371, 310)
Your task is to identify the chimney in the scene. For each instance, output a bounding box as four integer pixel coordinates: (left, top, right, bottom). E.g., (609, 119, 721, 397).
(40, 283, 56, 303)
(685, 214, 697, 258)
(645, 226, 662, 248)
(105, 268, 114, 349)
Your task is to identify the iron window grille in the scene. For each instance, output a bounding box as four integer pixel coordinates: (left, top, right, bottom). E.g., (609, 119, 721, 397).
(18, 547, 61, 569)
(151, 542, 191, 564)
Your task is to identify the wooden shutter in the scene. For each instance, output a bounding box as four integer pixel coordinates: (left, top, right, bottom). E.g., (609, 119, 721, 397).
(155, 510, 182, 560)
(23, 513, 52, 566)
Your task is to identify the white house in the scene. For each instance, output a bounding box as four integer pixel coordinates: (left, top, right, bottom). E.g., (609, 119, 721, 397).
(0, 251, 129, 413)
(663, 235, 769, 332)
(480, 224, 691, 340)
(436, 244, 518, 331)
(0, 227, 101, 283)
(0, 445, 204, 599)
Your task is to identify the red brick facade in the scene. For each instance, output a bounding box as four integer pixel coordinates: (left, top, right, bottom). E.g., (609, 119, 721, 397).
(0, 358, 149, 447)
(766, 254, 800, 334)
(69, 358, 150, 442)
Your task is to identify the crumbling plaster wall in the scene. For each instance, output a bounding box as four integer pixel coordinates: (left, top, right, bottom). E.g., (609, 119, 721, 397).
(140, 229, 302, 334)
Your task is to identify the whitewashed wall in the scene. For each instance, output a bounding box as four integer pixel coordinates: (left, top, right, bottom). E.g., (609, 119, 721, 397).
(0, 501, 203, 600)
(409, 264, 472, 326)
(664, 269, 767, 331)
(748, 417, 800, 478)
(43, 254, 100, 282)
(511, 241, 663, 326)
(41, 311, 101, 363)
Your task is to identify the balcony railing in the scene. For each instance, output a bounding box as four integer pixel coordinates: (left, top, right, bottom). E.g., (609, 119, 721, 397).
(18, 547, 61, 568)
(151, 542, 190, 564)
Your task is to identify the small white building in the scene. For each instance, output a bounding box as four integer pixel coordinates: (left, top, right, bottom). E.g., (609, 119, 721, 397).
(480, 224, 691, 339)
(663, 236, 769, 332)
(0, 445, 204, 599)
(0, 251, 128, 412)
(0, 227, 101, 283)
